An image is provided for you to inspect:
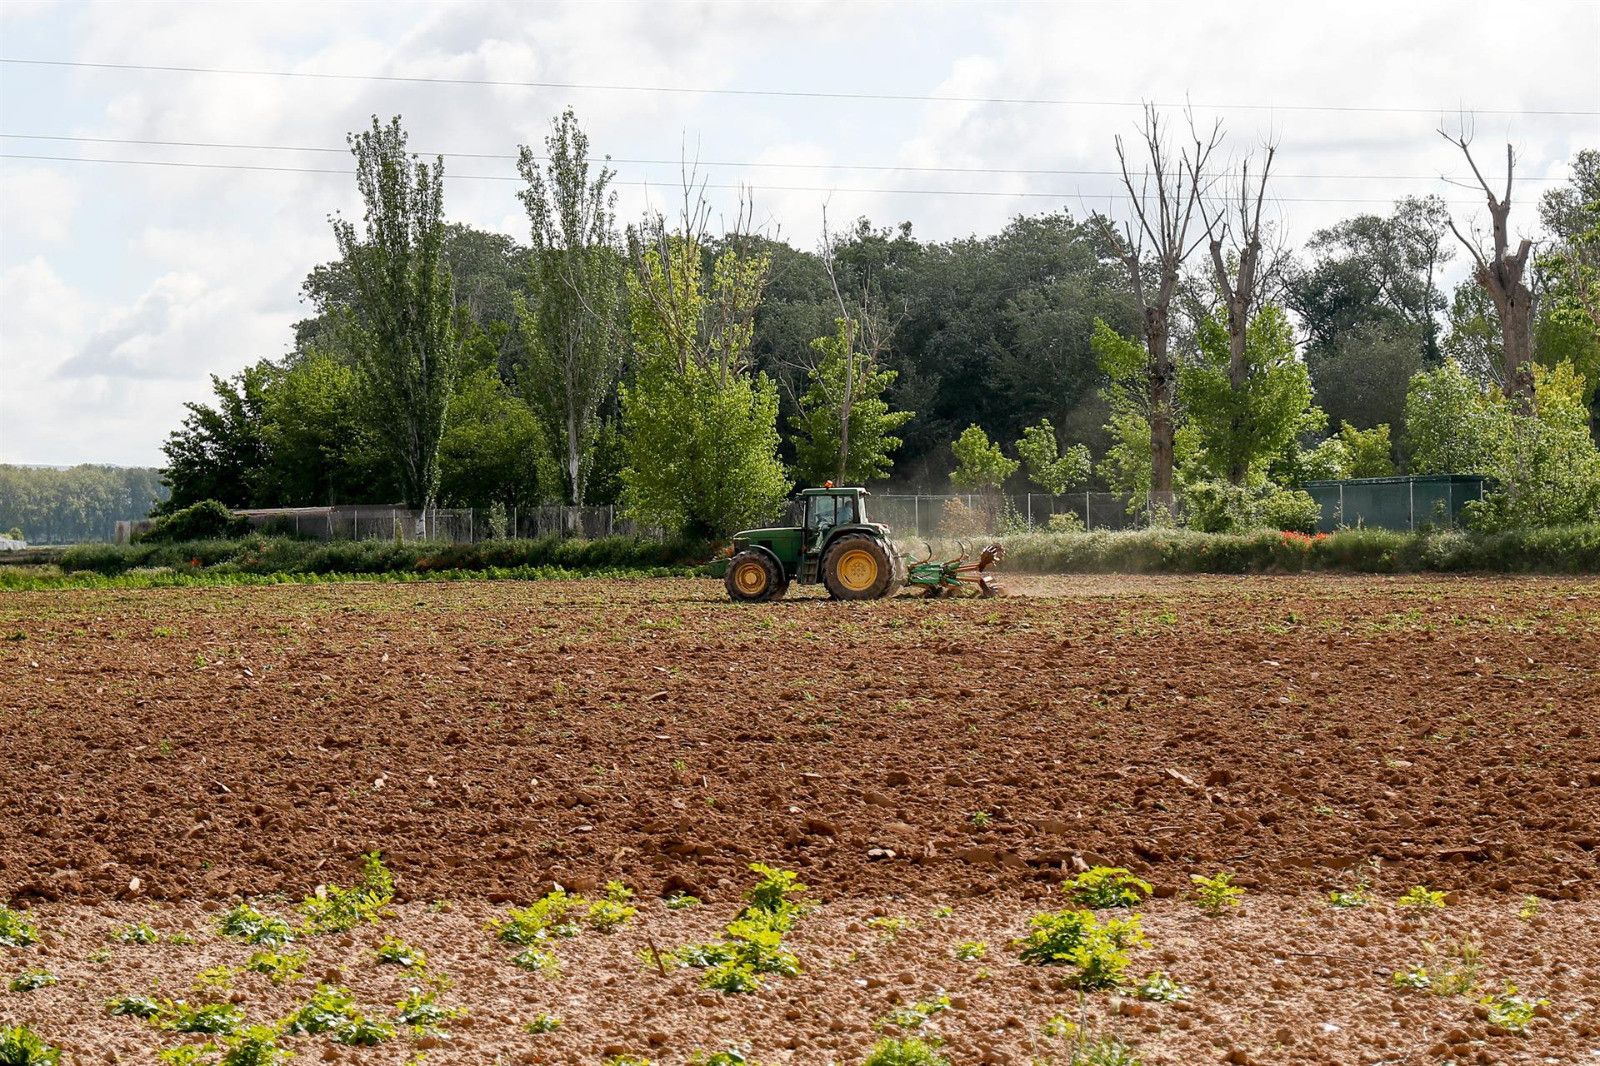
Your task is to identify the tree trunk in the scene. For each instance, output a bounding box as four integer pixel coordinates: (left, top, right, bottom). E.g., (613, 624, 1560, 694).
(1494, 281, 1536, 410)
(1146, 307, 1176, 514)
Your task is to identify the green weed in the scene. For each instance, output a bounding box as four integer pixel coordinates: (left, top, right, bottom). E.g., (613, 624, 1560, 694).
(492, 890, 584, 945)
(0, 1026, 60, 1066)
(1189, 872, 1245, 915)
(394, 985, 465, 1034)
(953, 941, 986, 961)
(525, 1013, 562, 1033)
(510, 947, 561, 975)
(244, 949, 306, 985)
(374, 935, 426, 969)
(298, 852, 394, 934)
(1015, 909, 1146, 989)
(861, 1037, 949, 1066)
(161, 1001, 242, 1035)
(665, 893, 701, 910)
(114, 921, 162, 944)
(0, 902, 39, 947)
(1396, 885, 1446, 911)
(106, 993, 163, 1018)
(217, 904, 294, 946)
(878, 994, 950, 1030)
(8, 970, 57, 993)
(1134, 971, 1189, 1002)
(1068, 867, 1153, 909)
(1482, 985, 1544, 1032)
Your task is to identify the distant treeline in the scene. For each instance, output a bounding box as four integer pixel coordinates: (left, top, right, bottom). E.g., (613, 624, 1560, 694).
(0, 465, 168, 544)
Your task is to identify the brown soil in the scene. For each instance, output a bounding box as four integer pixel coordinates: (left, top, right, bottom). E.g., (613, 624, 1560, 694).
(2, 574, 1598, 1063)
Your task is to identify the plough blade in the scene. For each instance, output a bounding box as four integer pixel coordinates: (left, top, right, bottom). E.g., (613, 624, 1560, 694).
(903, 542, 1007, 598)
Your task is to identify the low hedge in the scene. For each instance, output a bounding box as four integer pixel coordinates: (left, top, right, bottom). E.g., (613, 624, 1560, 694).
(981, 524, 1600, 574)
(57, 534, 713, 578)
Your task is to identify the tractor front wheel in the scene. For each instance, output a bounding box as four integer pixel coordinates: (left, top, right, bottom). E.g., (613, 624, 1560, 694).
(725, 550, 787, 603)
(821, 534, 900, 601)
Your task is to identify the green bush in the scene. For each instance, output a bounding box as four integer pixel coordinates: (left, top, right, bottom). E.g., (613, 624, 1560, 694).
(135, 500, 251, 543)
(1182, 480, 1260, 533)
(1259, 489, 1322, 533)
(57, 533, 710, 579)
(976, 524, 1600, 575)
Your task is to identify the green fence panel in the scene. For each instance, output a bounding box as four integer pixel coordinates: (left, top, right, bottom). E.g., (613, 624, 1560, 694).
(1302, 475, 1487, 532)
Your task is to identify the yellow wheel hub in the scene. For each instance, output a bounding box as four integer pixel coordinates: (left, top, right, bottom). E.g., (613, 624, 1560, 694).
(836, 548, 879, 591)
(734, 562, 768, 595)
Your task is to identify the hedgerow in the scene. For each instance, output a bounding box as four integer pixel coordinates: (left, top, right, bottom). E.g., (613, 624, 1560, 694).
(971, 524, 1600, 575)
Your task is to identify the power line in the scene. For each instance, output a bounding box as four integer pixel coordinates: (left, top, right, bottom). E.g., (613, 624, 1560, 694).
(3, 57, 1597, 117)
(0, 132, 1568, 184)
(0, 152, 1504, 205)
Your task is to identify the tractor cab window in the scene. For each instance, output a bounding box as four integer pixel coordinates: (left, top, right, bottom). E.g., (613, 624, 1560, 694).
(808, 494, 858, 533)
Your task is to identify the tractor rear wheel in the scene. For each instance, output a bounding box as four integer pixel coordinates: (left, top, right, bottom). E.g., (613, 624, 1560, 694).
(725, 550, 786, 603)
(821, 534, 900, 601)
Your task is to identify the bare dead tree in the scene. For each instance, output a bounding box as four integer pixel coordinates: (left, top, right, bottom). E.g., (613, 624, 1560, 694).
(1439, 125, 1536, 408)
(1194, 140, 1280, 484)
(1093, 104, 1224, 515)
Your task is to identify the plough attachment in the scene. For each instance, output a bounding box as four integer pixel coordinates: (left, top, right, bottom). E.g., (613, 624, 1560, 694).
(903, 542, 1006, 598)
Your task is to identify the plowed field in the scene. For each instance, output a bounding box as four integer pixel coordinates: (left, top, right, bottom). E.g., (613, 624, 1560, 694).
(2, 575, 1597, 1064)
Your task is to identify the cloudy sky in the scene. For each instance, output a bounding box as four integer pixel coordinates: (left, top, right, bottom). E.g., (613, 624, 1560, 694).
(1, 0, 1596, 467)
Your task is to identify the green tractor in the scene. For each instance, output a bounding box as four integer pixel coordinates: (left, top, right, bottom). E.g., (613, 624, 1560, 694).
(710, 485, 1005, 603)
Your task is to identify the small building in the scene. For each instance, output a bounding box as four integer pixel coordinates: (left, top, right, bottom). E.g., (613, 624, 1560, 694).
(0, 536, 26, 551)
(1301, 475, 1487, 533)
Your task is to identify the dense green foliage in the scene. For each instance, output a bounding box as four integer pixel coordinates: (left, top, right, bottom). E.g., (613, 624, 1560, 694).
(49, 533, 707, 578)
(0, 464, 167, 544)
(976, 525, 1600, 574)
(790, 318, 912, 485)
(134, 121, 1594, 540)
(134, 500, 251, 543)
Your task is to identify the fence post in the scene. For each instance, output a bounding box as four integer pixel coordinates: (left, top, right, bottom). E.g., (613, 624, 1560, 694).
(1408, 479, 1415, 531)
(1026, 493, 1033, 530)
(914, 495, 921, 537)
(1085, 491, 1092, 532)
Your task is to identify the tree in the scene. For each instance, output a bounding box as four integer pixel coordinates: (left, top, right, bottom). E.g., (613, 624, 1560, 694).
(256, 352, 383, 506)
(1091, 319, 1199, 512)
(1181, 304, 1316, 486)
(1535, 150, 1600, 437)
(1439, 128, 1536, 407)
(516, 108, 627, 507)
(1195, 141, 1280, 485)
(1015, 420, 1090, 496)
(331, 115, 461, 522)
(620, 186, 789, 537)
(791, 317, 912, 485)
(437, 367, 545, 509)
(159, 362, 275, 509)
(1307, 319, 1423, 433)
(1289, 196, 1452, 364)
(1403, 360, 1502, 474)
(1096, 106, 1223, 513)
(1338, 422, 1396, 479)
(950, 425, 1018, 491)
(1469, 362, 1600, 529)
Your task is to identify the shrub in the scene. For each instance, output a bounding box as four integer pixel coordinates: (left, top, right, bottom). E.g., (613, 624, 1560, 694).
(668, 865, 808, 995)
(374, 936, 425, 969)
(1046, 510, 1085, 533)
(106, 993, 164, 1018)
(136, 500, 251, 543)
(244, 949, 306, 984)
(1183, 480, 1260, 533)
(160, 1001, 242, 1035)
(218, 1026, 292, 1066)
(1067, 867, 1152, 910)
(862, 1037, 950, 1066)
(1259, 489, 1322, 533)
(394, 986, 465, 1033)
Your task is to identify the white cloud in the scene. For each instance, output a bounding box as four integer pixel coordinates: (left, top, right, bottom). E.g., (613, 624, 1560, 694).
(1, 0, 1595, 465)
